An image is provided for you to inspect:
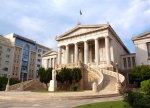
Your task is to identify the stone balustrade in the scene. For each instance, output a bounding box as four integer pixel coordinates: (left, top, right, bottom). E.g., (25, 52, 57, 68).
(9, 78, 39, 91)
(96, 68, 126, 92)
(56, 62, 125, 93)
(81, 63, 104, 91)
(56, 61, 82, 70)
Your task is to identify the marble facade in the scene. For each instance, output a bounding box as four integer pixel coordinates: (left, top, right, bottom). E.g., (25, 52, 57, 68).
(55, 23, 130, 69)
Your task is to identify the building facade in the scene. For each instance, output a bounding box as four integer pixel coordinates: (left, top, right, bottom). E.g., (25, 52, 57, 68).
(0, 35, 14, 77)
(56, 23, 130, 69)
(5, 33, 51, 80)
(132, 31, 150, 66)
(42, 50, 57, 69)
(42, 23, 128, 91)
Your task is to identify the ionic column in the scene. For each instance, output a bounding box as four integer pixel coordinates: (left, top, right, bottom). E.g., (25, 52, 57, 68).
(50, 58, 52, 67)
(105, 36, 111, 65)
(74, 43, 78, 63)
(66, 45, 69, 64)
(95, 38, 99, 65)
(84, 41, 88, 64)
(53, 58, 55, 68)
(58, 47, 61, 65)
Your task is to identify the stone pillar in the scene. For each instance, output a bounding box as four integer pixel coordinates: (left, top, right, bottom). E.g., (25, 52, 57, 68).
(49, 58, 52, 68)
(95, 38, 99, 65)
(116, 63, 121, 93)
(66, 45, 69, 64)
(105, 36, 111, 65)
(89, 45, 92, 63)
(53, 58, 55, 68)
(58, 47, 61, 65)
(84, 41, 88, 64)
(74, 43, 78, 63)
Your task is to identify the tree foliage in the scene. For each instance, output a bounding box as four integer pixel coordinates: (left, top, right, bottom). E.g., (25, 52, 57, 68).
(141, 79, 150, 95)
(130, 64, 150, 83)
(38, 67, 52, 87)
(56, 67, 82, 90)
(0, 77, 20, 91)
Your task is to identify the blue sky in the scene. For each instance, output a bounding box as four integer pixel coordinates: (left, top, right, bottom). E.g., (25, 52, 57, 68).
(0, 0, 150, 52)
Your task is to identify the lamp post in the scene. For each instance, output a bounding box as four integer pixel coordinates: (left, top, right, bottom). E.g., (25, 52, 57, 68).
(116, 63, 121, 93)
(5, 74, 10, 91)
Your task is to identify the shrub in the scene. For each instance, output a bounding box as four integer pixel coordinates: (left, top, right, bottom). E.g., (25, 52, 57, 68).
(141, 79, 150, 94)
(71, 85, 78, 91)
(124, 91, 150, 108)
(0, 77, 20, 91)
(130, 64, 150, 86)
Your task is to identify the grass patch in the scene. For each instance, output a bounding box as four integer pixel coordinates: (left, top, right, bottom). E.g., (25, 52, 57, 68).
(74, 100, 132, 108)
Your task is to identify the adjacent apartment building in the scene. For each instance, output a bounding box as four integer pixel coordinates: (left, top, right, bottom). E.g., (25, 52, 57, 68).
(0, 35, 14, 77)
(4, 33, 51, 80)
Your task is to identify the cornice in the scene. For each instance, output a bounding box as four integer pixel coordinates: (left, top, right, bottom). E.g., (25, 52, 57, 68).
(56, 25, 109, 41)
(132, 30, 150, 41)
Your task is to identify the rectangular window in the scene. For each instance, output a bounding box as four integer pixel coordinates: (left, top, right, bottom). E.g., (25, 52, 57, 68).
(128, 57, 131, 67)
(6, 55, 10, 58)
(38, 54, 41, 57)
(37, 64, 40, 67)
(43, 51, 46, 54)
(37, 59, 41, 62)
(38, 49, 41, 52)
(123, 58, 127, 68)
(3, 67, 8, 71)
(0, 46, 2, 49)
(5, 61, 9, 65)
(7, 48, 11, 52)
(147, 42, 150, 57)
(132, 57, 135, 67)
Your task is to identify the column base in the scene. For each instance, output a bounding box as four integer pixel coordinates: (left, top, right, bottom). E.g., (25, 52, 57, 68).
(48, 80, 57, 91)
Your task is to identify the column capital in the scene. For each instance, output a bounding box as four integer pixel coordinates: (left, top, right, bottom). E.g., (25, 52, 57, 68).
(105, 36, 110, 38)
(94, 38, 99, 40)
(83, 40, 88, 42)
(74, 42, 78, 45)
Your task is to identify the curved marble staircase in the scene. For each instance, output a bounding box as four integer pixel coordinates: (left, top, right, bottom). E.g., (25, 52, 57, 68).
(9, 78, 47, 91)
(9, 62, 125, 93)
(87, 65, 126, 93)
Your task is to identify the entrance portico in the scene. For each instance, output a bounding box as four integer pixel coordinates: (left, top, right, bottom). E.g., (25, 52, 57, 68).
(57, 36, 111, 66)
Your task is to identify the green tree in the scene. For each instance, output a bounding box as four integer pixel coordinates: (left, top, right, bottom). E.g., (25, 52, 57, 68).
(38, 67, 53, 88)
(130, 64, 150, 85)
(56, 67, 82, 90)
(0, 77, 20, 91)
(141, 79, 150, 95)
(72, 67, 82, 84)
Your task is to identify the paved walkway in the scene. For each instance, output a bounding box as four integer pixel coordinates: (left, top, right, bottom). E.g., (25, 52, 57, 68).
(0, 91, 123, 108)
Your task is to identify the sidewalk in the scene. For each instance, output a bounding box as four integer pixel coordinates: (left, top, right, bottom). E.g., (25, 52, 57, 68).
(0, 91, 123, 108)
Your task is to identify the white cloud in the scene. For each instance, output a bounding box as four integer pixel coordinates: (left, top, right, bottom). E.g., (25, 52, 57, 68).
(0, 0, 150, 52)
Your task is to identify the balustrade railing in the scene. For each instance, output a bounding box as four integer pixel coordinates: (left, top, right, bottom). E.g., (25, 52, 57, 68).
(9, 78, 39, 91)
(81, 63, 104, 91)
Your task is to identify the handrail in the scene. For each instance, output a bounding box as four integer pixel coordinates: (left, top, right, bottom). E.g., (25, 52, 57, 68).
(10, 79, 39, 91)
(81, 63, 104, 91)
(92, 66, 126, 92)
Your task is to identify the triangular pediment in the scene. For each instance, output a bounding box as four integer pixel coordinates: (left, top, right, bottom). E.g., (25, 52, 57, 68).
(42, 50, 57, 57)
(56, 24, 108, 40)
(132, 31, 150, 41)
